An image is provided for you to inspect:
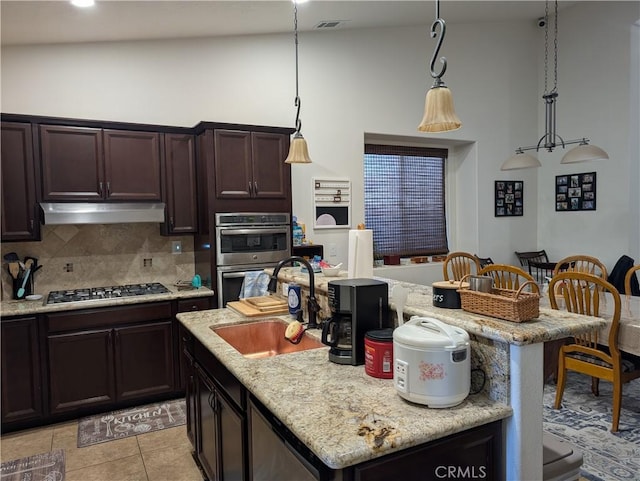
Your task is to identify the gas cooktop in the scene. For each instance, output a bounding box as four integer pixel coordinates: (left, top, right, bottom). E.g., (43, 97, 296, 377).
(46, 282, 170, 305)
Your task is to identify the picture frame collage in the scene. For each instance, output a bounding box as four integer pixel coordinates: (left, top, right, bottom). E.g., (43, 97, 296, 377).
(495, 180, 523, 217)
(555, 172, 596, 211)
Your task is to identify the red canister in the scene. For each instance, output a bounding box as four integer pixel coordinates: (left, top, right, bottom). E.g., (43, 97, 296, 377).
(364, 328, 394, 379)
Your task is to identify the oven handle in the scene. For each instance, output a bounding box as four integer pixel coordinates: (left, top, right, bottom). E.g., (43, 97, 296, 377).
(218, 228, 289, 236)
(221, 272, 252, 279)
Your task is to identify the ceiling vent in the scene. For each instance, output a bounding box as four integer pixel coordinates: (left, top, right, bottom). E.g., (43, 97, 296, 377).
(314, 20, 346, 29)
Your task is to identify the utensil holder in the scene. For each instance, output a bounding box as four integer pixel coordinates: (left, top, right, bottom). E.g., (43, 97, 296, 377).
(12, 274, 34, 300)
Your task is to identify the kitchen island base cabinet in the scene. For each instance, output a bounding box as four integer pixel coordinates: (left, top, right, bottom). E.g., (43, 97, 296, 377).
(185, 334, 248, 481)
(352, 421, 503, 481)
(1, 316, 43, 426)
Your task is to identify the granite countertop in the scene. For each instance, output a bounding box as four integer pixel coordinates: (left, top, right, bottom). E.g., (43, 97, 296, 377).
(0, 287, 215, 317)
(176, 308, 513, 470)
(271, 268, 608, 346)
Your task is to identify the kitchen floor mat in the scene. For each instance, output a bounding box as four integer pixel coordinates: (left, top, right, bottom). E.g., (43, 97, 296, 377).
(77, 398, 186, 448)
(0, 449, 65, 481)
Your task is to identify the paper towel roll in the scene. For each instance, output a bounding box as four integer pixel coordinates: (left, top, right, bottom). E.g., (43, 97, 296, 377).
(347, 229, 374, 278)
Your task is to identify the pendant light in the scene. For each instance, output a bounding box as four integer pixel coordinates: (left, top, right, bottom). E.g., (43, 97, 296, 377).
(284, 1, 312, 164)
(501, 0, 608, 170)
(418, 0, 462, 133)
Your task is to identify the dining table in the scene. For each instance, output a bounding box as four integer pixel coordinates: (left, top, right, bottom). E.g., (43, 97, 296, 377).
(541, 292, 640, 357)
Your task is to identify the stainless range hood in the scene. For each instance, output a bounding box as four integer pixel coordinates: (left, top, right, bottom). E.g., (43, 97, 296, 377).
(40, 202, 166, 225)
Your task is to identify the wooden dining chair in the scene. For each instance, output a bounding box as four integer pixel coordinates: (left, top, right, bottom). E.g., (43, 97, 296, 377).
(514, 250, 550, 282)
(478, 264, 537, 291)
(624, 265, 640, 296)
(474, 255, 494, 269)
(549, 272, 640, 432)
(442, 252, 481, 281)
(553, 254, 608, 280)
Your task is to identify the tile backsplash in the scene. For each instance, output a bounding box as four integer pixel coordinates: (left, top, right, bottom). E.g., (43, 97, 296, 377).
(1, 224, 196, 300)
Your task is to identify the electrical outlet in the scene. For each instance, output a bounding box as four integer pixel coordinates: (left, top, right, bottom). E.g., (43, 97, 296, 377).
(171, 241, 182, 254)
(143, 258, 153, 268)
(282, 282, 289, 297)
(329, 243, 338, 257)
(64, 263, 73, 273)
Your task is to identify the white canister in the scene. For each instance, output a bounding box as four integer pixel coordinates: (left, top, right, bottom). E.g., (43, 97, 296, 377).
(393, 317, 470, 408)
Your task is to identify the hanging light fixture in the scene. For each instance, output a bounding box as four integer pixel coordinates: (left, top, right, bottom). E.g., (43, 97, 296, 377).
(418, 0, 462, 133)
(284, 0, 312, 164)
(501, 0, 608, 170)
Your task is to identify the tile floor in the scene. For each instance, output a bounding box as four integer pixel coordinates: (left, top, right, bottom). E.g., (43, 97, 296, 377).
(1, 420, 203, 481)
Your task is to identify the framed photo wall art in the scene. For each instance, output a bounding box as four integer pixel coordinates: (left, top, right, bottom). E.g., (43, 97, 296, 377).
(495, 180, 523, 217)
(555, 172, 596, 211)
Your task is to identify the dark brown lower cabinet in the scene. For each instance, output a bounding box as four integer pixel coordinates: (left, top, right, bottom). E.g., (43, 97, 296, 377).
(46, 302, 176, 417)
(183, 346, 198, 447)
(196, 365, 219, 481)
(352, 421, 503, 481)
(184, 332, 247, 481)
(1, 316, 43, 425)
(115, 322, 174, 400)
(48, 329, 115, 414)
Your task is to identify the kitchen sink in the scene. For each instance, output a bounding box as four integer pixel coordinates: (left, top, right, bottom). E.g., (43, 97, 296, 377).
(211, 319, 326, 359)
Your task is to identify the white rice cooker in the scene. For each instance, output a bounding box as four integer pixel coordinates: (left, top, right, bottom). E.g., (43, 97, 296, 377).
(393, 317, 470, 408)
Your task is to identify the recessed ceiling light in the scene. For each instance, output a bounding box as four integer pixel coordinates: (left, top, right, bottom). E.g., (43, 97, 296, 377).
(71, 0, 95, 7)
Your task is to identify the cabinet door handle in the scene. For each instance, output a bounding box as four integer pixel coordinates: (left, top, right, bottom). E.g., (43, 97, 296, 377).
(248, 182, 253, 195)
(107, 331, 113, 348)
(99, 182, 104, 196)
(29, 219, 34, 231)
(170, 217, 174, 229)
(114, 330, 120, 348)
(254, 181, 258, 194)
(106, 182, 111, 196)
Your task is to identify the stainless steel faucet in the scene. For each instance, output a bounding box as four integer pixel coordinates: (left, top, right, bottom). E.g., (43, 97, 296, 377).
(267, 256, 321, 329)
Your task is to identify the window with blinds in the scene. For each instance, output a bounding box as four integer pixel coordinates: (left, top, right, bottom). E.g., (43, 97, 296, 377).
(364, 144, 448, 257)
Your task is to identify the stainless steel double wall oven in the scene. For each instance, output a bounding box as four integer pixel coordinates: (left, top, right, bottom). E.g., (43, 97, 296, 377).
(215, 213, 291, 307)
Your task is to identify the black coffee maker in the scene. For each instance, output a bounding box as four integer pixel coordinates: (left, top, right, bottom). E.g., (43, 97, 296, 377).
(321, 278, 389, 365)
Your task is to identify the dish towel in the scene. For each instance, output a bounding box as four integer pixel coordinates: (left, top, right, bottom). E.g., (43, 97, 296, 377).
(240, 271, 271, 298)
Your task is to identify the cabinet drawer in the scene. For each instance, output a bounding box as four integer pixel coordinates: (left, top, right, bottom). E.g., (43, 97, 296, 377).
(47, 302, 172, 333)
(177, 298, 213, 313)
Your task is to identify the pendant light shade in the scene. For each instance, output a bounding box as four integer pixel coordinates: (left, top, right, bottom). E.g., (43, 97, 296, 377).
(561, 141, 609, 164)
(284, 133, 312, 164)
(418, 0, 461, 133)
(504, 0, 608, 169)
(284, 2, 312, 164)
(501, 150, 542, 171)
(418, 85, 462, 133)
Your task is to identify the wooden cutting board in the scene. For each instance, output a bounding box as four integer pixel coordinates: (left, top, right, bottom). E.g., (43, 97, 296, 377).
(227, 301, 289, 317)
(242, 295, 288, 308)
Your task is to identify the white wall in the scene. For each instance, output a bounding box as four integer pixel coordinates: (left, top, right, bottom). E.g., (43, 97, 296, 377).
(2, 2, 637, 274)
(536, 2, 639, 269)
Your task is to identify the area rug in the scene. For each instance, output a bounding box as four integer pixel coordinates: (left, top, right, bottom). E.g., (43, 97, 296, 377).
(0, 449, 65, 481)
(77, 398, 186, 448)
(543, 372, 640, 481)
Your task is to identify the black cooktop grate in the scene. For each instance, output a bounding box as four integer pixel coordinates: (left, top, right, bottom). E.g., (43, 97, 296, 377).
(46, 282, 170, 304)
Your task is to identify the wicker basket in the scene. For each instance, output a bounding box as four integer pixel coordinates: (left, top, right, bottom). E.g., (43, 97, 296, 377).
(457, 277, 540, 322)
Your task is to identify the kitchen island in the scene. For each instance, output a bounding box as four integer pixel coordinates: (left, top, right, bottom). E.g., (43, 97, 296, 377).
(177, 307, 511, 479)
(260, 268, 608, 481)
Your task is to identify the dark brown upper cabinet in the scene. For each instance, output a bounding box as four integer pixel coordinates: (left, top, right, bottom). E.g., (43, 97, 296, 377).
(40, 125, 162, 201)
(214, 130, 289, 200)
(1, 122, 40, 241)
(161, 133, 197, 234)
